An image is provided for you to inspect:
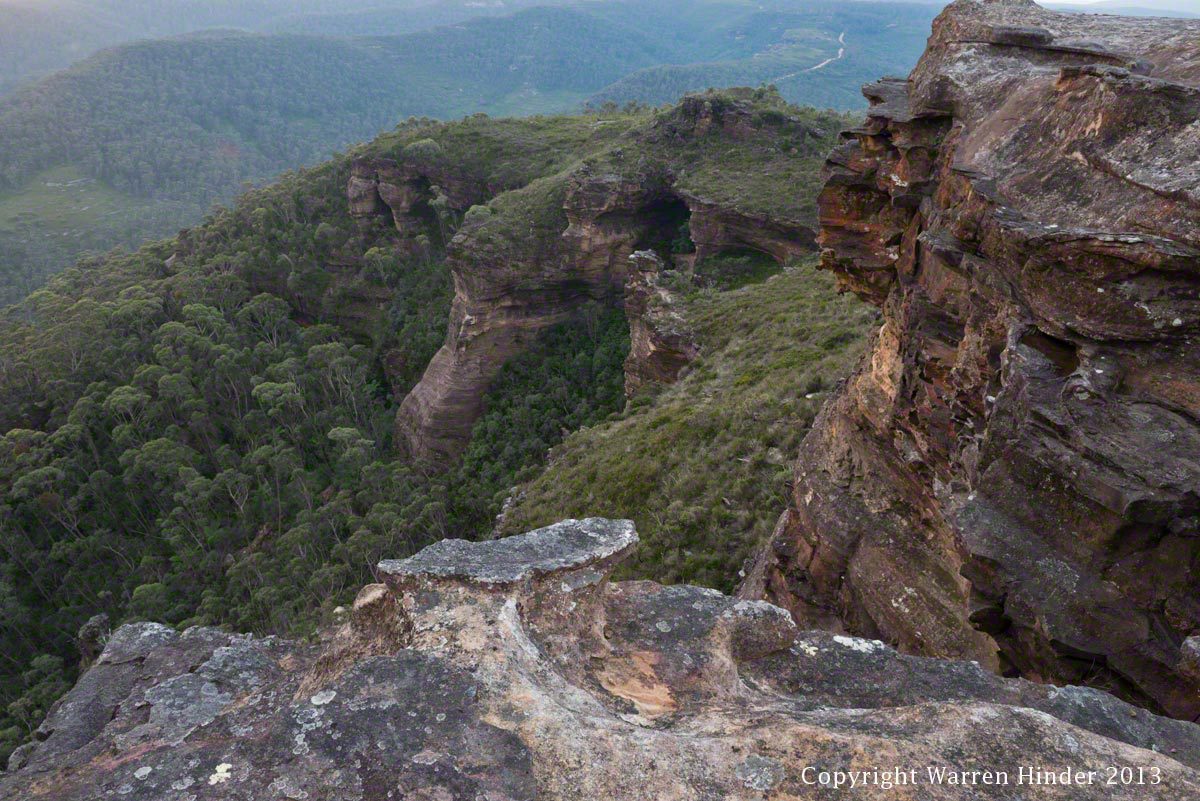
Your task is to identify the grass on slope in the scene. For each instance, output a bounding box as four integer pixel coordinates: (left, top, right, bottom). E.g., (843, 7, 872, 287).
(574, 88, 854, 227)
(365, 109, 647, 191)
(0, 166, 154, 232)
(0, 166, 195, 306)
(665, 100, 856, 224)
(499, 257, 876, 591)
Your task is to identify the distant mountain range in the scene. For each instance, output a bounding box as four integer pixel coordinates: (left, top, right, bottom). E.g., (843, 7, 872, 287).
(0, 0, 938, 305)
(1, 0, 1190, 100)
(0, 0, 459, 95)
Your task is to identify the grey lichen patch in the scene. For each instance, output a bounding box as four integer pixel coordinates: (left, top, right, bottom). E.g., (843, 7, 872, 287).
(721, 600, 798, 662)
(735, 754, 786, 791)
(378, 518, 637, 587)
(196, 642, 279, 691)
(604, 583, 795, 662)
(97, 623, 179, 665)
(143, 674, 233, 738)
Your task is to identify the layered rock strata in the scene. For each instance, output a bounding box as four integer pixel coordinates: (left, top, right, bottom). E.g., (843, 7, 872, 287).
(7, 519, 1200, 800)
(622, 250, 699, 396)
(745, 0, 1200, 720)
(348, 157, 490, 249)
(394, 95, 820, 463)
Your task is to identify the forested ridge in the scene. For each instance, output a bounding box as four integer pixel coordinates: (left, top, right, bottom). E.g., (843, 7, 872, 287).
(0, 0, 936, 307)
(0, 107, 644, 760)
(0, 6, 670, 306)
(0, 0, 480, 95)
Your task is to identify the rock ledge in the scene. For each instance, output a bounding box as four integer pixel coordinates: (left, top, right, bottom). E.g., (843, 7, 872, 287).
(5, 519, 1200, 799)
(377, 518, 636, 587)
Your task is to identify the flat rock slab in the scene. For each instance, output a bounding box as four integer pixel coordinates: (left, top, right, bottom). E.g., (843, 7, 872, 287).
(6, 519, 1200, 800)
(378, 518, 637, 587)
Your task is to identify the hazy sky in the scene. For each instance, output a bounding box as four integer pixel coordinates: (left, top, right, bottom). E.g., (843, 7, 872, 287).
(1045, 0, 1200, 10)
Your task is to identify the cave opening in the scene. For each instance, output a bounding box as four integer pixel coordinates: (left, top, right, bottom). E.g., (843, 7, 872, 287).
(1019, 328, 1080, 375)
(631, 194, 694, 267)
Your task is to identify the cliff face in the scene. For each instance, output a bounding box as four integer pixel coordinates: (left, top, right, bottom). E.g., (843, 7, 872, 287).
(8, 520, 1200, 800)
(746, 0, 1200, 719)
(394, 92, 825, 463)
(349, 157, 492, 250)
(622, 250, 700, 396)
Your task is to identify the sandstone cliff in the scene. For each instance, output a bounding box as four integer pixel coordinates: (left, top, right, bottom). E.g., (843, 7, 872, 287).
(745, 0, 1200, 721)
(394, 92, 830, 463)
(622, 250, 700, 396)
(348, 156, 493, 251)
(6, 520, 1200, 800)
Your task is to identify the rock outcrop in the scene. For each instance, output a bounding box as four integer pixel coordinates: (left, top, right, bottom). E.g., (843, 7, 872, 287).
(622, 250, 699, 396)
(746, 0, 1200, 720)
(349, 157, 490, 250)
(8, 519, 1200, 800)
(395, 91, 823, 463)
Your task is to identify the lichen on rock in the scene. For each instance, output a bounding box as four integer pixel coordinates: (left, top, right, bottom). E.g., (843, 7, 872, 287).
(6, 519, 1200, 799)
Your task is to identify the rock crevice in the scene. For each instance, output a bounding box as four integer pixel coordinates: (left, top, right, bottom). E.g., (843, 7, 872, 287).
(745, 0, 1200, 720)
(8, 519, 1200, 799)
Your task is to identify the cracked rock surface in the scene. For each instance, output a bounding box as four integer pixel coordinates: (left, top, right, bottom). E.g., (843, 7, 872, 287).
(5, 519, 1200, 799)
(745, 0, 1200, 721)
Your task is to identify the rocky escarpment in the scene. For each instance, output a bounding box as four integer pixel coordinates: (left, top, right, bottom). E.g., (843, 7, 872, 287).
(745, 0, 1200, 720)
(7, 519, 1200, 800)
(396, 91, 827, 463)
(622, 250, 699, 396)
(349, 157, 492, 251)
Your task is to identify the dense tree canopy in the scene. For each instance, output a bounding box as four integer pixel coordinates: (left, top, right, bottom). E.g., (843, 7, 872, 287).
(0, 111, 635, 761)
(0, 0, 935, 306)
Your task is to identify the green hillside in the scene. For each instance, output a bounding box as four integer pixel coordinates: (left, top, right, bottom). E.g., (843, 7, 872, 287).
(0, 0, 935, 306)
(0, 167, 194, 305)
(0, 0, 452, 95)
(498, 258, 873, 590)
(0, 92, 860, 759)
(0, 7, 670, 306)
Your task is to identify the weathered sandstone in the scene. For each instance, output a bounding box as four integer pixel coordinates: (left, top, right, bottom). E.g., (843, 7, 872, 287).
(394, 94, 820, 463)
(7, 520, 1200, 800)
(622, 250, 699, 396)
(348, 157, 490, 247)
(745, 0, 1200, 720)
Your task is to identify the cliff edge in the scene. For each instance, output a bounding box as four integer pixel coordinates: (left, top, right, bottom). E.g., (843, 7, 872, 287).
(394, 91, 830, 463)
(745, 0, 1200, 720)
(5, 520, 1200, 799)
